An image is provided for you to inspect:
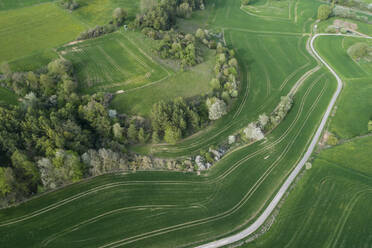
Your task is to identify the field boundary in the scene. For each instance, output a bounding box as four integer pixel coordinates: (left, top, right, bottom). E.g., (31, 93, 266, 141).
(195, 33, 356, 248)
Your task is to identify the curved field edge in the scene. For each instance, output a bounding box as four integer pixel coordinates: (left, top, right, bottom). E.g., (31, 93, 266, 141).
(0, 1, 354, 248)
(314, 35, 372, 139)
(0, 64, 338, 247)
(242, 135, 372, 248)
(131, 0, 322, 157)
(237, 34, 372, 248)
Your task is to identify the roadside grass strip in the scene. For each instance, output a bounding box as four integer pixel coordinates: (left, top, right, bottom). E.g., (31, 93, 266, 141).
(242, 137, 372, 248)
(314, 35, 372, 139)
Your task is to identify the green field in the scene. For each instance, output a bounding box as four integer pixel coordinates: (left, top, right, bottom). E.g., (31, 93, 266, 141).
(0, 3, 85, 64)
(111, 46, 214, 117)
(59, 32, 168, 95)
(72, 0, 140, 26)
(0, 0, 349, 247)
(2, 0, 371, 247)
(243, 136, 372, 248)
(241, 0, 295, 20)
(0, 67, 337, 247)
(58, 30, 215, 117)
(0, 0, 53, 11)
(315, 36, 372, 139)
(136, 0, 322, 156)
(0, 87, 18, 105)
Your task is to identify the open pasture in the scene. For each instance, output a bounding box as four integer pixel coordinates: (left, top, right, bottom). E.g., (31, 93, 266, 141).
(9, 49, 58, 72)
(314, 36, 372, 79)
(315, 36, 372, 139)
(243, 136, 372, 248)
(208, 0, 320, 34)
(0, 0, 52, 11)
(145, 31, 316, 157)
(1, 0, 363, 247)
(72, 0, 140, 26)
(241, 0, 295, 21)
(59, 32, 168, 95)
(318, 16, 372, 36)
(0, 3, 85, 64)
(0, 87, 18, 105)
(0, 65, 338, 247)
(111, 49, 214, 117)
(133, 0, 323, 156)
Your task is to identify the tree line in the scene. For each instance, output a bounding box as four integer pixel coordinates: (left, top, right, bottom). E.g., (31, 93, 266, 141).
(77, 7, 129, 40)
(132, 0, 205, 31)
(0, 0, 246, 206)
(0, 59, 144, 206)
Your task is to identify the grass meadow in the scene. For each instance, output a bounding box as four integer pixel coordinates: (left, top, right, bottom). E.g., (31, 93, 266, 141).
(0, 66, 338, 247)
(0, 0, 53, 11)
(0, 1, 345, 247)
(0, 3, 86, 64)
(315, 36, 372, 139)
(111, 47, 214, 117)
(1, 0, 370, 247)
(59, 32, 168, 95)
(241, 0, 294, 21)
(0, 87, 18, 105)
(140, 0, 320, 156)
(72, 0, 140, 26)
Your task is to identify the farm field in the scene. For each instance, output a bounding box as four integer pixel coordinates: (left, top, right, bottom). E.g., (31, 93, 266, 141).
(241, 0, 295, 20)
(0, 0, 346, 246)
(0, 0, 53, 11)
(0, 66, 337, 247)
(139, 0, 321, 156)
(315, 36, 372, 139)
(0, 87, 18, 105)
(0, 3, 86, 64)
(72, 0, 140, 26)
(59, 32, 168, 95)
(1, 0, 372, 247)
(58, 30, 215, 116)
(111, 49, 214, 116)
(242, 136, 372, 248)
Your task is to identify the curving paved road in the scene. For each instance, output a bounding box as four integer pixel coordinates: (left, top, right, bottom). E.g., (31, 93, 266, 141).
(196, 33, 355, 248)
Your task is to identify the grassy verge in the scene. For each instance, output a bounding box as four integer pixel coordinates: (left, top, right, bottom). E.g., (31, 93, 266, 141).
(315, 35, 372, 139)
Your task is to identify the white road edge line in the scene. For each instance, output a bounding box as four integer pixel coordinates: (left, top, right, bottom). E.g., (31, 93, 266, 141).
(196, 33, 372, 248)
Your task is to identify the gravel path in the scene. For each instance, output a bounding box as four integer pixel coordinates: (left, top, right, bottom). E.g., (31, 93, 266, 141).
(195, 33, 356, 248)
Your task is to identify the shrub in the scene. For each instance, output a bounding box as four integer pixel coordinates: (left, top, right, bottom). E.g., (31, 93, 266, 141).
(113, 8, 128, 26)
(326, 133, 339, 146)
(347, 42, 369, 60)
(318, 5, 332, 20)
(243, 123, 264, 141)
(241, 0, 251, 6)
(77, 24, 116, 40)
(164, 125, 182, 144)
(60, 0, 79, 10)
(325, 25, 338, 33)
(206, 97, 227, 120)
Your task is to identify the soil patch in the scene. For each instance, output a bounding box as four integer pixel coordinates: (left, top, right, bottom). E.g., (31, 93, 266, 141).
(334, 19, 358, 31)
